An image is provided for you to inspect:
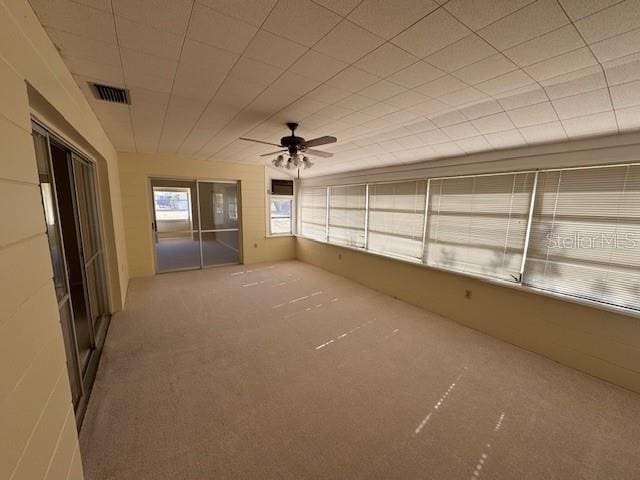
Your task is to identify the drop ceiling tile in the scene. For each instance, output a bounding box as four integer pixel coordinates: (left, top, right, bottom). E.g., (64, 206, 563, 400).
(590, 28, 640, 63)
(460, 99, 504, 120)
(227, 57, 284, 88)
(472, 112, 515, 133)
(475, 69, 535, 96)
(616, 105, 640, 131)
(314, 20, 384, 63)
(382, 109, 422, 125)
(355, 43, 419, 78)
(552, 88, 612, 119)
(456, 135, 492, 153)
(112, 0, 193, 35)
(385, 90, 430, 109)
(430, 141, 464, 156)
(414, 74, 467, 97)
(262, 0, 341, 47)
(46, 28, 120, 66)
(65, 56, 124, 84)
(339, 111, 377, 126)
(425, 34, 496, 73)
(30, 0, 117, 43)
(243, 30, 307, 69)
(479, 0, 570, 50)
(187, 3, 258, 54)
(158, 95, 208, 152)
(504, 25, 585, 67)
(417, 128, 451, 144)
(610, 80, 640, 108)
(603, 53, 640, 85)
(348, 0, 439, 39)
(360, 102, 399, 118)
(453, 53, 518, 85)
(561, 111, 618, 137)
(387, 61, 445, 88)
(325, 67, 380, 93)
(575, 0, 640, 43)
(121, 48, 177, 92)
(442, 121, 480, 139)
(172, 40, 239, 100)
(290, 50, 349, 83)
(508, 101, 558, 127)
(313, 0, 361, 16)
(518, 120, 567, 143)
(444, 0, 536, 31)
(303, 84, 352, 104)
(197, 0, 278, 26)
(558, 0, 620, 21)
(115, 16, 183, 61)
(541, 65, 606, 99)
(407, 98, 450, 116)
(440, 87, 489, 106)
(484, 129, 526, 148)
(496, 84, 548, 110)
(430, 109, 467, 127)
(392, 9, 470, 58)
(72, 0, 112, 11)
(525, 47, 597, 81)
(359, 80, 408, 101)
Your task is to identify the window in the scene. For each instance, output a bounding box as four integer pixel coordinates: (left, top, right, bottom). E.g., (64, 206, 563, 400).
(270, 197, 293, 234)
(153, 189, 191, 221)
(524, 165, 640, 311)
(368, 180, 427, 260)
(300, 187, 327, 240)
(328, 185, 367, 248)
(425, 173, 535, 281)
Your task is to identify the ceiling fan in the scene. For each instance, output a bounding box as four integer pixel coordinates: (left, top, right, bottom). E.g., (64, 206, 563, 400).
(239, 122, 336, 170)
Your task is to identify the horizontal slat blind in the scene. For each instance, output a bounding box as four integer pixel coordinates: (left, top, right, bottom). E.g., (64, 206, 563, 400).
(299, 186, 327, 241)
(328, 185, 366, 247)
(524, 165, 640, 310)
(367, 180, 427, 260)
(425, 172, 534, 281)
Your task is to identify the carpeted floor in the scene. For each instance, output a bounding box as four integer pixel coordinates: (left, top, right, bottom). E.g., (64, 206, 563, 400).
(155, 238, 239, 271)
(80, 260, 640, 479)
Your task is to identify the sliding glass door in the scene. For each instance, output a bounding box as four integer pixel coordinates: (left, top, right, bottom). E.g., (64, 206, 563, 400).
(151, 179, 241, 273)
(32, 123, 110, 426)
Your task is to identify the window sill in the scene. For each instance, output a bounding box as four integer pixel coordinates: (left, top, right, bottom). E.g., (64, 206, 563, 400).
(266, 234, 295, 239)
(294, 234, 640, 320)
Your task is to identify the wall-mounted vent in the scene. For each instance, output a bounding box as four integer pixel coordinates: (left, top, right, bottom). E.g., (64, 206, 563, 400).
(90, 83, 130, 105)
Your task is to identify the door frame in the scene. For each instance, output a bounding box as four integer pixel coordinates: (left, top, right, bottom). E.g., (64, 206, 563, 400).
(148, 176, 244, 274)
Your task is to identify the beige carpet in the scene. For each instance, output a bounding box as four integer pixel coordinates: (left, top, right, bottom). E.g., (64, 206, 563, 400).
(80, 260, 640, 479)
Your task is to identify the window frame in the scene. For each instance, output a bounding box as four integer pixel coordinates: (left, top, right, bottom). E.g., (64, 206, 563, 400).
(269, 195, 294, 236)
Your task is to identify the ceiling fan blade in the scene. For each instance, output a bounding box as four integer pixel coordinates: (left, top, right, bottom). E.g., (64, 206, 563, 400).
(303, 135, 337, 148)
(305, 149, 333, 158)
(239, 137, 283, 147)
(259, 149, 287, 157)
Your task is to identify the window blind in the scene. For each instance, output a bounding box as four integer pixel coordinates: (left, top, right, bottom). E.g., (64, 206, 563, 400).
(299, 187, 327, 241)
(367, 180, 427, 260)
(328, 185, 366, 247)
(425, 172, 534, 281)
(524, 165, 640, 311)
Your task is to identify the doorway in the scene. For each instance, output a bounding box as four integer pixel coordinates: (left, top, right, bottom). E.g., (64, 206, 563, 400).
(151, 178, 241, 273)
(32, 122, 110, 427)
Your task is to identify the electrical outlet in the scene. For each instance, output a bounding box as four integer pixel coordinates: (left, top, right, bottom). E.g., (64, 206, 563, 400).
(253, 243, 258, 248)
(464, 289, 472, 299)
(338, 253, 342, 260)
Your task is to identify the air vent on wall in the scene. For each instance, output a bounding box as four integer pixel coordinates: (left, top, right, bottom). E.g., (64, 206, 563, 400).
(90, 83, 131, 105)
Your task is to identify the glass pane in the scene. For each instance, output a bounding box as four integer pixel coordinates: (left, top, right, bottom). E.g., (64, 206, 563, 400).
(59, 300, 82, 406)
(270, 198, 292, 234)
(198, 182, 239, 231)
(72, 157, 104, 263)
(153, 189, 194, 231)
(33, 131, 68, 302)
(202, 231, 240, 266)
(85, 256, 106, 326)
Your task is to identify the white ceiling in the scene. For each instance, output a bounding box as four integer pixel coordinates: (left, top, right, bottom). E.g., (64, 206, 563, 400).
(29, 0, 640, 177)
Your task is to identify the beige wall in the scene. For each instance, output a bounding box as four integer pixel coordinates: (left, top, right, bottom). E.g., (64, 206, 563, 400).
(1, 0, 129, 479)
(119, 152, 296, 277)
(297, 238, 640, 394)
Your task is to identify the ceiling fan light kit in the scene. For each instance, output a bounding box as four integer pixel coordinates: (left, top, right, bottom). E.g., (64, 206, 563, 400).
(239, 122, 336, 171)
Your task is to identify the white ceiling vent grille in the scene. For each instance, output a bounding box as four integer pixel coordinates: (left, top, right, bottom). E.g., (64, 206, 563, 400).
(90, 83, 130, 105)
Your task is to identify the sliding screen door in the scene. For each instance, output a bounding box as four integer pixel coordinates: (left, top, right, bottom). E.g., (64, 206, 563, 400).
(151, 179, 201, 272)
(198, 182, 240, 266)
